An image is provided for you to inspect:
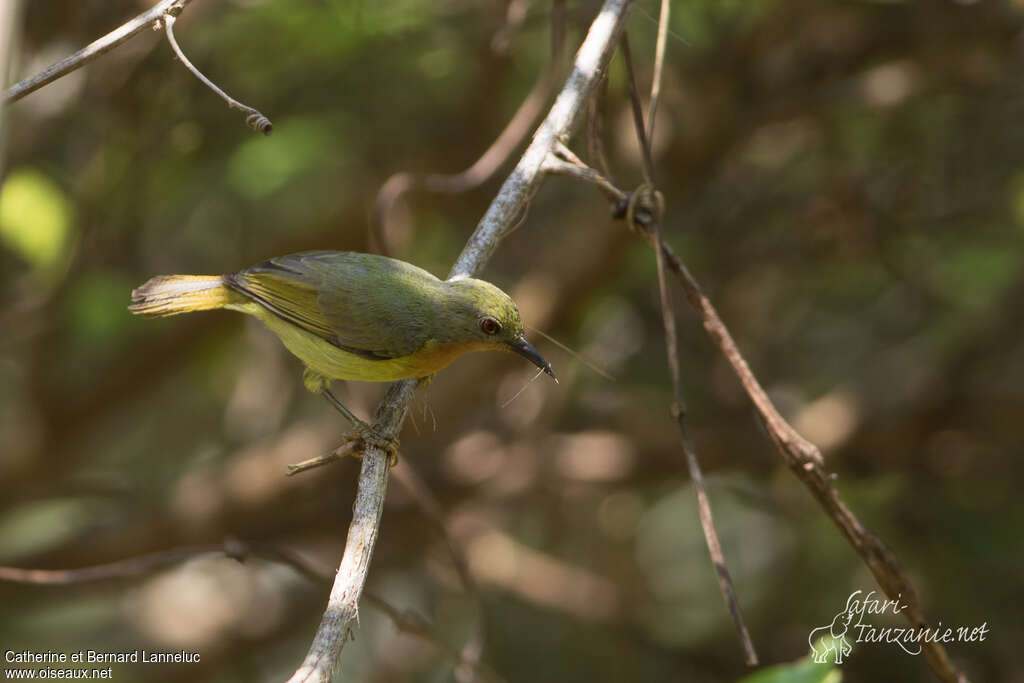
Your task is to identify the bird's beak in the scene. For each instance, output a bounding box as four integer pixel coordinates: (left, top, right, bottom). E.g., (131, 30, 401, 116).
(508, 336, 558, 382)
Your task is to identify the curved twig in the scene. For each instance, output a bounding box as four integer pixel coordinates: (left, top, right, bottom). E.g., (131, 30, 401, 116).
(162, 13, 272, 134)
(2, 0, 194, 105)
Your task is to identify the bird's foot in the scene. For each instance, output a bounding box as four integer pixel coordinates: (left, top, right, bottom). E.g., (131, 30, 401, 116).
(349, 421, 400, 467)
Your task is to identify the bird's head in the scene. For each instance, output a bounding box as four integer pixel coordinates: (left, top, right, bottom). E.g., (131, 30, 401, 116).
(442, 276, 556, 381)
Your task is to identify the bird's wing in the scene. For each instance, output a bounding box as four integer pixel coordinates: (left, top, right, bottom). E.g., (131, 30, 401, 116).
(228, 251, 433, 360)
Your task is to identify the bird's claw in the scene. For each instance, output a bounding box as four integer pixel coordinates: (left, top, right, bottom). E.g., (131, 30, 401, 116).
(350, 421, 400, 466)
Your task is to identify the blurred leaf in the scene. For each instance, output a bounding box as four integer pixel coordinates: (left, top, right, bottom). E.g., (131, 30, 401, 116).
(0, 168, 73, 274)
(932, 242, 1019, 310)
(738, 653, 841, 683)
(0, 499, 96, 560)
(13, 593, 121, 637)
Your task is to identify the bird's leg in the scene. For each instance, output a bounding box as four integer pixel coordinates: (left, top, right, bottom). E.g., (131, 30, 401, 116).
(320, 388, 400, 465)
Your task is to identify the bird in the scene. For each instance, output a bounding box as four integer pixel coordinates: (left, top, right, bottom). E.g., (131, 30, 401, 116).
(129, 250, 555, 457)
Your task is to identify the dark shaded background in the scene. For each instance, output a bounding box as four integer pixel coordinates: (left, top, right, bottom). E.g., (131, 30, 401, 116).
(1, 1, 1022, 681)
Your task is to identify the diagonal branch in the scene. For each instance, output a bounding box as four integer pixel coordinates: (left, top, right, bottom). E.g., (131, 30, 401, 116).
(285, 2, 634, 682)
(654, 239, 966, 683)
(543, 149, 967, 682)
(3, 0, 194, 105)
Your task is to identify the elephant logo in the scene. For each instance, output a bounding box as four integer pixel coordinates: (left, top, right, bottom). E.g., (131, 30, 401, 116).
(808, 593, 857, 664)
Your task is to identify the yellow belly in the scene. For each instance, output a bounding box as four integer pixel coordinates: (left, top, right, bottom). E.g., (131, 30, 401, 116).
(228, 302, 482, 388)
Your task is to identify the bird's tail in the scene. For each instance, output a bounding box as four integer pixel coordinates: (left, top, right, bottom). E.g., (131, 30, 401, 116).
(129, 274, 239, 317)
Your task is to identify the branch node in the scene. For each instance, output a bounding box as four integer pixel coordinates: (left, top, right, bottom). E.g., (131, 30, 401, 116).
(541, 147, 625, 204)
(624, 184, 663, 234)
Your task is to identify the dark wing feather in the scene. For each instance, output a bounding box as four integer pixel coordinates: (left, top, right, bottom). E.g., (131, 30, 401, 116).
(227, 251, 437, 360)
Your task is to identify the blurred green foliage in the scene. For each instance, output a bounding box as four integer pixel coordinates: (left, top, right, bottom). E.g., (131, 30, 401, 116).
(1, 0, 1022, 682)
(738, 654, 839, 683)
(0, 167, 72, 274)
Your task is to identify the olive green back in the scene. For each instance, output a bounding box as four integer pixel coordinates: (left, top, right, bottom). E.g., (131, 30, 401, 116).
(226, 251, 443, 360)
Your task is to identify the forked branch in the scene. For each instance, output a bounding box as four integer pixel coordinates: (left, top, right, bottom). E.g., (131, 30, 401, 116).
(3, 0, 271, 134)
(3, 0, 193, 104)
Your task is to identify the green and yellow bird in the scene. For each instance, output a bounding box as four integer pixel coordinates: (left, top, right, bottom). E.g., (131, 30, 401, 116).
(130, 251, 555, 455)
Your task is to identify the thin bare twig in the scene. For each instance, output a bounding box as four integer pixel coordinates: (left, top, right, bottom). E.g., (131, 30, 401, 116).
(619, 24, 758, 664)
(2, 0, 271, 134)
(618, 35, 655, 186)
(545, 98, 967, 678)
(372, 0, 566, 253)
(162, 13, 272, 134)
(0, 0, 21, 152)
(2, 0, 194, 105)
(585, 69, 612, 179)
(545, 141, 968, 680)
(543, 143, 622, 203)
(658, 221, 759, 668)
(0, 544, 226, 584)
(655, 241, 967, 682)
(286, 440, 359, 476)
(679, 422, 759, 666)
(0, 539, 502, 682)
(651, 204, 759, 669)
(0, 537, 328, 586)
(286, 3, 634, 682)
(646, 0, 670, 143)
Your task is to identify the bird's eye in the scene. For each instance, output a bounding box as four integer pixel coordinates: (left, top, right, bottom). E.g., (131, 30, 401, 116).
(480, 317, 501, 335)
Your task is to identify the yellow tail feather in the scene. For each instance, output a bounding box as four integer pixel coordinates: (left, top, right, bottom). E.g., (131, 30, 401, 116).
(129, 274, 239, 317)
